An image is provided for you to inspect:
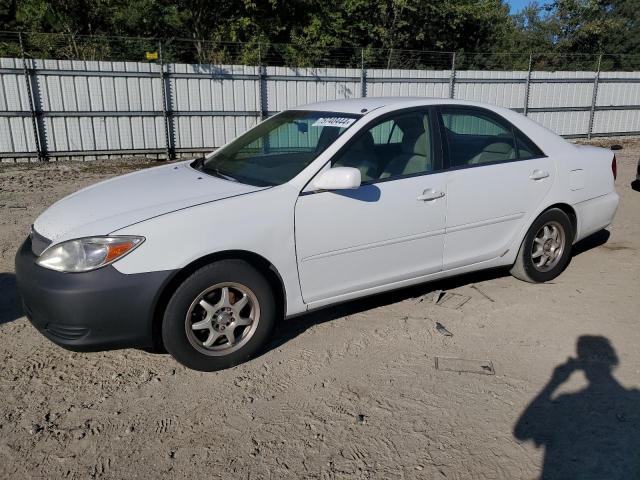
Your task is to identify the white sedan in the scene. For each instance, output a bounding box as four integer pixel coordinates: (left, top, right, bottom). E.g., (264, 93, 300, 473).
(15, 97, 619, 371)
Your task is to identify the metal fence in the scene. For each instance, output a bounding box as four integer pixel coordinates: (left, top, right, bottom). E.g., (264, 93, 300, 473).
(2, 32, 640, 161)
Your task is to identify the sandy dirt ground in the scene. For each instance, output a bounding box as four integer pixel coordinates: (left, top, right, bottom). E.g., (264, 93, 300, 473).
(0, 141, 639, 479)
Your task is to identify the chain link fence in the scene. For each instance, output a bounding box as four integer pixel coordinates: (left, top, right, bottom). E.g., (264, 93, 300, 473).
(2, 31, 640, 161)
(6, 31, 640, 71)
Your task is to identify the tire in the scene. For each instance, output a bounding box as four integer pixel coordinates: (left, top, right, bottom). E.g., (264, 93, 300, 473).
(162, 260, 276, 371)
(510, 208, 574, 283)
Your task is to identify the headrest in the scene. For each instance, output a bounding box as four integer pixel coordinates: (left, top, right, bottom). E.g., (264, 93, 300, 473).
(401, 132, 429, 156)
(352, 131, 375, 152)
(484, 142, 514, 154)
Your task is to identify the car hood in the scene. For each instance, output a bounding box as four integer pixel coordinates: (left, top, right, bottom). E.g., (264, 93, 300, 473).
(34, 161, 266, 243)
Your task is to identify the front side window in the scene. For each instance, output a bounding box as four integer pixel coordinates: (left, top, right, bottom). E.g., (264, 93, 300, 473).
(198, 110, 360, 186)
(369, 119, 404, 145)
(332, 110, 438, 182)
(440, 108, 517, 167)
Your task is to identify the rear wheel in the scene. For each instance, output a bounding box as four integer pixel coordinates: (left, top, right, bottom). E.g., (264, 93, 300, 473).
(510, 208, 574, 283)
(162, 260, 276, 371)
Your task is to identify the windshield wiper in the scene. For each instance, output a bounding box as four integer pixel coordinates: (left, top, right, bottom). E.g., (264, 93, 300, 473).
(191, 156, 205, 169)
(192, 156, 239, 183)
(205, 166, 239, 183)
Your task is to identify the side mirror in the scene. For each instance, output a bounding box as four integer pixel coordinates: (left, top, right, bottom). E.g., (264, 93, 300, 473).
(312, 167, 361, 191)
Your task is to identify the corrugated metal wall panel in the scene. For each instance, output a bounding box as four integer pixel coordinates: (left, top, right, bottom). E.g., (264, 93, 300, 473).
(3, 58, 640, 158)
(529, 71, 595, 108)
(8, 117, 28, 151)
(597, 72, 640, 108)
(166, 63, 261, 149)
(265, 67, 360, 112)
(0, 118, 13, 152)
(455, 71, 527, 108)
(592, 110, 640, 134)
(0, 58, 36, 153)
(528, 111, 591, 136)
(366, 69, 450, 99)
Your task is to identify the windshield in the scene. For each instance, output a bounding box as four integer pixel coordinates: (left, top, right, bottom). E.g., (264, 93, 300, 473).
(196, 110, 361, 186)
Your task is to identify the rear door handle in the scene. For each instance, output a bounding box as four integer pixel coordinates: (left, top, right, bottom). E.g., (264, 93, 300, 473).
(530, 169, 550, 180)
(417, 188, 445, 201)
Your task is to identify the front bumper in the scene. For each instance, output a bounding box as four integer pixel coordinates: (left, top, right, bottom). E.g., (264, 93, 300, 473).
(15, 236, 175, 351)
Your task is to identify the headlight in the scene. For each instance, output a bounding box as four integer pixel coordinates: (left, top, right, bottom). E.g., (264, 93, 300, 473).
(36, 236, 144, 273)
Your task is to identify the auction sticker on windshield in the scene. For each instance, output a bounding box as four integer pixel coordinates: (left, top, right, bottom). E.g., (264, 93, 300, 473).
(312, 117, 357, 128)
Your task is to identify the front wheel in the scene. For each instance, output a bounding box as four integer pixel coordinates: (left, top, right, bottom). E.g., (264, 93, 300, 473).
(510, 208, 574, 283)
(162, 260, 276, 371)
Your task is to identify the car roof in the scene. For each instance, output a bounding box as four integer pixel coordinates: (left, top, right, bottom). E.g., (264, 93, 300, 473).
(291, 97, 426, 114)
(290, 97, 494, 115)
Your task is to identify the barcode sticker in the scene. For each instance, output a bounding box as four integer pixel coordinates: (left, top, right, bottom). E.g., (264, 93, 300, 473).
(312, 117, 356, 128)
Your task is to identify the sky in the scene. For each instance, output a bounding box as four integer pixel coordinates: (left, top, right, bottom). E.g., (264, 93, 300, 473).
(506, 0, 532, 13)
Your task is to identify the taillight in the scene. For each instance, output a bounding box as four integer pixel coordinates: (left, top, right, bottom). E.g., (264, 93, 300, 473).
(612, 155, 617, 180)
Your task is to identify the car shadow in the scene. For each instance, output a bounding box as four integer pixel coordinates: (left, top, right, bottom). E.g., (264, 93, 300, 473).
(262, 267, 508, 357)
(0, 272, 23, 325)
(261, 228, 613, 357)
(514, 335, 640, 479)
(0, 228, 612, 354)
(572, 229, 610, 256)
(631, 179, 640, 192)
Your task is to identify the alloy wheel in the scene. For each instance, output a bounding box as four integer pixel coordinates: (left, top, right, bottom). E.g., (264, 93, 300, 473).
(185, 282, 260, 356)
(531, 221, 565, 272)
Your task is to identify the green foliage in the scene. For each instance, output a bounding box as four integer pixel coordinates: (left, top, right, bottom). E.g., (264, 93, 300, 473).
(1, 0, 639, 69)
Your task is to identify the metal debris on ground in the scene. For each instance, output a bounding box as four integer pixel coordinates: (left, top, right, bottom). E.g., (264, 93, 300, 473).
(415, 290, 471, 310)
(470, 284, 495, 303)
(435, 357, 495, 375)
(437, 292, 471, 309)
(435, 322, 453, 337)
(432, 289, 444, 304)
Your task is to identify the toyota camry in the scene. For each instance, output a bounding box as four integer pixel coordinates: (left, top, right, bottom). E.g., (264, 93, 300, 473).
(15, 97, 619, 371)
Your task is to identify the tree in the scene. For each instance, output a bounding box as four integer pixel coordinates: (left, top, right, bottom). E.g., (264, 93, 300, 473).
(2, 0, 639, 68)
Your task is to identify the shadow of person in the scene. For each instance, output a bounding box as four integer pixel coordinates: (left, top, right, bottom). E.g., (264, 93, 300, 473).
(514, 336, 640, 479)
(0, 272, 24, 325)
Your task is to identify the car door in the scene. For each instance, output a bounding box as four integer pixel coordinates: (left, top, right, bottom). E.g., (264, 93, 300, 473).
(294, 108, 447, 304)
(437, 106, 555, 269)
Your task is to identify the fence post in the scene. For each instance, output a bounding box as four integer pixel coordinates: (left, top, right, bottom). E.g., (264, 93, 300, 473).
(360, 48, 367, 98)
(158, 41, 175, 160)
(19, 32, 46, 161)
(257, 44, 268, 120)
(523, 53, 533, 116)
(449, 52, 456, 99)
(587, 54, 602, 140)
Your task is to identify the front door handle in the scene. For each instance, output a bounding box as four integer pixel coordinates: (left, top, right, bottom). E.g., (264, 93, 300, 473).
(417, 188, 445, 201)
(530, 169, 550, 180)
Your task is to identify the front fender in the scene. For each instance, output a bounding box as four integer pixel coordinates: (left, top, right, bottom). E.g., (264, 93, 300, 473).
(111, 184, 306, 317)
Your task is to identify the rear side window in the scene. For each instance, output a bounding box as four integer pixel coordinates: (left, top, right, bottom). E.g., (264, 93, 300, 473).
(442, 112, 508, 136)
(514, 129, 544, 160)
(440, 108, 516, 167)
